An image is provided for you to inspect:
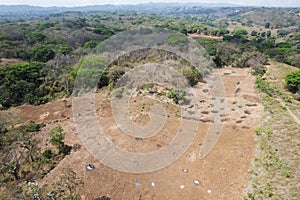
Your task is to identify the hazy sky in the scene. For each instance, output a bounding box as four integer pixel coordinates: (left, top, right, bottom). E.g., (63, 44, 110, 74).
(0, 0, 299, 7)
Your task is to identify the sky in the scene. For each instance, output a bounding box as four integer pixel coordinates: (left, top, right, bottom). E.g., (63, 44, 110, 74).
(0, 0, 299, 7)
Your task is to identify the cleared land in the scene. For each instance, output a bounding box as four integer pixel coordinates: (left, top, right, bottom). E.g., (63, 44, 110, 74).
(15, 67, 263, 199)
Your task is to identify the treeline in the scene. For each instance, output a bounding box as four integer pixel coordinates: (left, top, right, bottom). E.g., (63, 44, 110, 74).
(0, 10, 300, 109)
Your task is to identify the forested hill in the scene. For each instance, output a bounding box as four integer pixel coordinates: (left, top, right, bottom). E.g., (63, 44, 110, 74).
(0, 3, 239, 17)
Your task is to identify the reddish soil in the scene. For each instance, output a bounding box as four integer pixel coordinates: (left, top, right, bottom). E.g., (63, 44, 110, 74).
(16, 67, 262, 200)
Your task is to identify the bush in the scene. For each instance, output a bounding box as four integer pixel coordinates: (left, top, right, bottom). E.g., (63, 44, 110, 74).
(49, 126, 71, 155)
(57, 44, 72, 55)
(285, 70, 300, 93)
(166, 33, 188, 47)
(83, 40, 101, 49)
(42, 149, 53, 159)
(71, 56, 110, 90)
(182, 68, 202, 86)
(233, 29, 248, 37)
(93, 27, 114, 37)
(24, 122, 45, 132)
(167, 89, 186, 104)
(0, 62, 46, 108)
(31, 45, 55, 62)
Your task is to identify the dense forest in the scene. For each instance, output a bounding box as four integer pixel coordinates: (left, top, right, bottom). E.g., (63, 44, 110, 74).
(0, 6, 300, 108)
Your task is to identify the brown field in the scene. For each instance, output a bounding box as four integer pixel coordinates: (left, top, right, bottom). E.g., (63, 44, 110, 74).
(16, 67, 263, 200)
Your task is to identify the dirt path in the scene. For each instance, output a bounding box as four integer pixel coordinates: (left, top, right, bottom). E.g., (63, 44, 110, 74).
(187, 33, 223, 40)
(278, 98, 300, 125)
(265, 61, 300, 125)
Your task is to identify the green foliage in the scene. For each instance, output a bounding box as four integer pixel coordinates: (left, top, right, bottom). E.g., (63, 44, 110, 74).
(0, 33, 9, 41)
(285, 70, 300, 93)
(0, 176, 11, 183)
(251, 30, 258, 36)
(31, 31, 46, 43)
(57, 44, 72, 55)
(233, 29, 248, 37)
(264, 22, 270, 28)
(277, 29, 289, 37)
(83, 40, 101, 49)
(50, 132, 64, 147)
(24, 121, 45, 132)
(42, 149, 53, 159)
(37, 22, 55, 30)
(255, 77, 281, 97)
(167, 89, 186, 104)
(233, 52, 267, 75)
(266, 30, 271, 38)
(109, 70, 125, 85)
(0, 62, 46, 108)
(31, 45, 55, 62)
(210, 28, 229, 36)
(72, 56, 109, 90)
(49, 126, 71, 155)
(166, 33, 188, 47)
(181, 68, 202, 86)
(93, 27, 114, 37)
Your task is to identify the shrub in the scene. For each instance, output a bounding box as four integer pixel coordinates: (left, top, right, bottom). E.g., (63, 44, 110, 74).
(167, 89, 186, 104)
(83, 40, 101, 49)
(42, 149, 53, 159)
(31, 45, 55, 62)
(166, 33, 188, 47)
(57, 44, 72, 55)
(182, 68, 202, 86)
(0, 62, 46, 108)
(285, 70, 300, 93)
(93, 27, 114, 37)
(49, 126, 71, 155)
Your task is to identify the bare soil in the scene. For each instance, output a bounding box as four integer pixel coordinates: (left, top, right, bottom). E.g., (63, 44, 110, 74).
(16, 67, 263, 200)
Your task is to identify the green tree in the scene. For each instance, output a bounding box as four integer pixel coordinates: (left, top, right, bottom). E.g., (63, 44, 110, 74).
(83, 40, 101, 49)
(31, 45, 55, 62)
(93, 27, 114, 37)
(166, 33, 188, 47)
(167, 89, 186, 104)
(233, 29, 248, 37)
(251, 30, 258, 36)
(0, 62, 46, 108)
(49, 126, 71, 155)
(265, 22, 270, 28)
(285, 70, 300, 93)
(57, 44, 72, 55)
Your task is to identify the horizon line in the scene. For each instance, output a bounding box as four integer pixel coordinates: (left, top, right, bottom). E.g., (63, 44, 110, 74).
(0, 2, 299, 8)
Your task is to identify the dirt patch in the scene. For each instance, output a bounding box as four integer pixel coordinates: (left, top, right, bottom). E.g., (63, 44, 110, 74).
(187, 33, 223, 40)
(0, 58, 23, 66)
(16, 67, 262, 200)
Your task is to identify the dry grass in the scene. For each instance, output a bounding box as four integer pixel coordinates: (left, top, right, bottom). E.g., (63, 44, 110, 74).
(245, 61, 300, 200)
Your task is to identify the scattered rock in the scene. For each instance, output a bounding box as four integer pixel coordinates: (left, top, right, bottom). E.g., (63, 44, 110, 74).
(86, 164, 95, 171)
(246, 103, 258, 107)
(135, 181, 141, 187)
(193, 179, 201, 186)
(244, 110, 251, 115)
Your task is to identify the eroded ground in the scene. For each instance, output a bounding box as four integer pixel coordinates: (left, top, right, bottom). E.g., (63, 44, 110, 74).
(16, 67, 263, 200)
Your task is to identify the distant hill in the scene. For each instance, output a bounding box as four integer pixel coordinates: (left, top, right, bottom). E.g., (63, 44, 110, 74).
(0, 3, 240, 17)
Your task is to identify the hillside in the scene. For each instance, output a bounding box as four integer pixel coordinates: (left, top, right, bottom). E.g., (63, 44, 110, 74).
(0, 4, 299, 200)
